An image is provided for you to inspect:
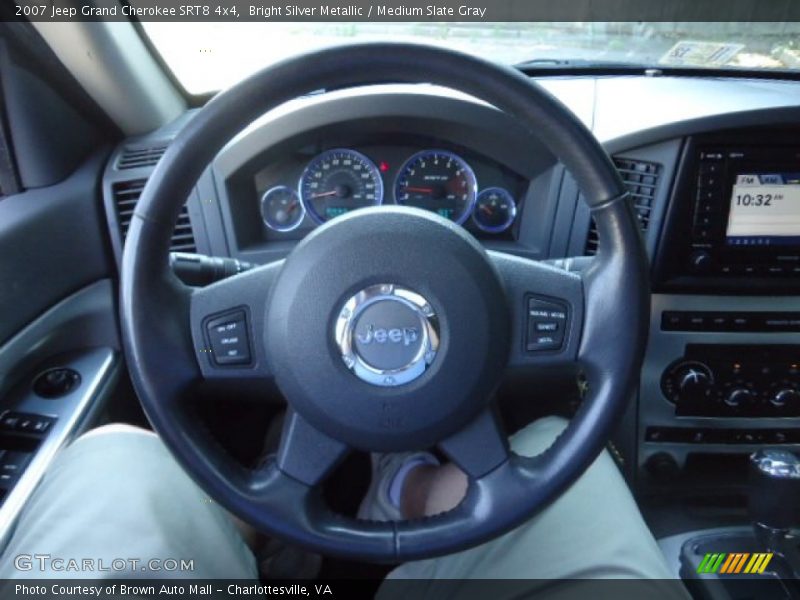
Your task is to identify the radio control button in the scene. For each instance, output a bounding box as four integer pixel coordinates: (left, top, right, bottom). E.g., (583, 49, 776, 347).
(692, 226, 713, 241)
(698, 174, 721, 188)
(689, 250, 713, 272)
(526, 297, 568, 352)
(694, 213, 713, 227)
(695, 186, 722, 211)
(699, 162, 722, 175)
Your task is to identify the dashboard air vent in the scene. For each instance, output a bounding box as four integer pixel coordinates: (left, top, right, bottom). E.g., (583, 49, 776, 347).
(584, 158, 661, 255)
(117, 143, 168, 170)
(111, 179, 196, 252)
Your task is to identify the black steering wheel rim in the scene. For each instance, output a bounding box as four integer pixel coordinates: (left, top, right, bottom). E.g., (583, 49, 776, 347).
(120, 43, 649, 562)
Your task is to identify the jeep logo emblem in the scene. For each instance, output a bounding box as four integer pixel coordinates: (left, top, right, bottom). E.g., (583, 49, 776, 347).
(356, 325, 420, 346)
(335, 284, 439, 387)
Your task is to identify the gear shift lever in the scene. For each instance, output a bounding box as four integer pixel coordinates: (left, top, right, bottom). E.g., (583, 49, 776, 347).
(749, 449, 800, 574)
(749, 449, 800, 533)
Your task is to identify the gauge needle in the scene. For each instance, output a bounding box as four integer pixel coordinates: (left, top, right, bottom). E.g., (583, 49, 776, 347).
(479, 204, 494, 215)
(405, 186, 434, 194)
(310, 190, 339, 199)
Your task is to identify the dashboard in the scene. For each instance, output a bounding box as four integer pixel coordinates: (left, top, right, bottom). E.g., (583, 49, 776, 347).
(249, 137, 528, 243)
(204, 88, 562, 265)
(102, 74, 800, 502)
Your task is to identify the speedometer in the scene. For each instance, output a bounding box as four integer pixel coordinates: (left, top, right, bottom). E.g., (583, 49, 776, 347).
(394, 150, 478, 224)
(299, 149, 383, 224)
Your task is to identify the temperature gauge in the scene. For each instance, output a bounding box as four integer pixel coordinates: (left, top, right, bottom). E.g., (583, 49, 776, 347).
(473, 187, 517, 233)
(261, 185, 304, 232)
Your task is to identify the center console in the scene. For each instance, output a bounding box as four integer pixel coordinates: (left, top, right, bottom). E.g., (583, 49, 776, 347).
(640, 127, 800, 500)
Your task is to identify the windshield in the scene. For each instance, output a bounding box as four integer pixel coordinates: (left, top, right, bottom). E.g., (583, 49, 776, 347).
(142, 22, 800, 95)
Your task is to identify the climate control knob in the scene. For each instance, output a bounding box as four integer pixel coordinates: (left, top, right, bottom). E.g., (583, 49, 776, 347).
(772, 389, 799, 408)
(677, 365, 713, 397)
(726, 387, 754, 408)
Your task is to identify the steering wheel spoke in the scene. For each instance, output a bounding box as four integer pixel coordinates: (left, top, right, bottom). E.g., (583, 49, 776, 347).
(189, 261, 282, 383)
(272, 410, 350, 487)
(439, 408, 509, 479)
(489, 251, 585, 373)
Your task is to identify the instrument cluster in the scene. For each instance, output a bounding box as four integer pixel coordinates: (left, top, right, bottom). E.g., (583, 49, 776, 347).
(254, 144, 526, 240)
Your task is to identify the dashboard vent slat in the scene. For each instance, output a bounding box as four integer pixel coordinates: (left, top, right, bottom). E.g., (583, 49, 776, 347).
(584, 158, 661, 256)
(117, 144, 169, 170)
(111, 179, 196, 252)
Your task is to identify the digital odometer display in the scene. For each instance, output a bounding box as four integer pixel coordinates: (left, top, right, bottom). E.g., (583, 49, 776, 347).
(726, 173, 800, 246)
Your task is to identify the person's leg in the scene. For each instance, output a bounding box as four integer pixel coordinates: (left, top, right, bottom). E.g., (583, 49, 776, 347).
(377, 416, 689, 599)
(0, 424, 258, 580)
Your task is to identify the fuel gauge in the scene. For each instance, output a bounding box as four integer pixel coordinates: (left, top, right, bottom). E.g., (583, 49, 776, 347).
(261, 185, 304, 232)
(473, 187, 517, 233)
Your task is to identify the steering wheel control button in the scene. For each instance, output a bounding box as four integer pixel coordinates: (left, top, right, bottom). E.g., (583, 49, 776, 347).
(526, 297, 568, 352)
(336, 284, 439, 387)
(205, 310, 252, 366)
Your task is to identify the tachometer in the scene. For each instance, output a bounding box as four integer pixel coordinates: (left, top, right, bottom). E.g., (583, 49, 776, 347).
(394, 150, 477, 224)
(299, 149, 383, 224)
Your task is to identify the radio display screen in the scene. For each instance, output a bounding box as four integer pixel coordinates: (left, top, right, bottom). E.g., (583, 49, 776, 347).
(726, 173, 800, 246)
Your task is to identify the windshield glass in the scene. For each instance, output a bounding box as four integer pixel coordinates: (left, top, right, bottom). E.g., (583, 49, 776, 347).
(142, 22, 800, 95)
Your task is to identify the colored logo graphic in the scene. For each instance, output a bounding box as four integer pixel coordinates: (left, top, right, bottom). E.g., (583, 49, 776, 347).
(697, 552, 773, 575)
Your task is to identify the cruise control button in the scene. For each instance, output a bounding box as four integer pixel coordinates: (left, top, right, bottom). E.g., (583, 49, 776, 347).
(206, 311, 252, 366)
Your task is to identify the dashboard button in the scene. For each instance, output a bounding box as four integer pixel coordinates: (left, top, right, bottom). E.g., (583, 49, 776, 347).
(695, 189, 722, 211)
(692, 226, 712, 241)
(698, 174, 721, 188)
(731, 315, 752, 330)
(662, 311, 684, 331)
(694, 213, 713, 227)
(709, 314, 729, 330)
(685, 313, 708, 330)
(0, 451, 32, 485)
(0, 413, 21, 432)
(699, 162, 722, 175)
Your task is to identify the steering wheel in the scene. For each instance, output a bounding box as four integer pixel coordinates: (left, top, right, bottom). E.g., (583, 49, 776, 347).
(120, 43, 648, 562)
